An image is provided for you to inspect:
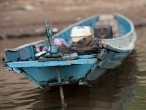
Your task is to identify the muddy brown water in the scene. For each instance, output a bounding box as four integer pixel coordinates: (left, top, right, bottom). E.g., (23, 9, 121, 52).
(0, 27, 146, 110)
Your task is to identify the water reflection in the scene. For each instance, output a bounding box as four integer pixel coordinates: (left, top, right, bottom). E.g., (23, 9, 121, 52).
(89, 52, 137, 110)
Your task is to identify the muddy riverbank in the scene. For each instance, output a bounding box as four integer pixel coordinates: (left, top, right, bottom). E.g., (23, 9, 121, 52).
(0, 0, 146, 39)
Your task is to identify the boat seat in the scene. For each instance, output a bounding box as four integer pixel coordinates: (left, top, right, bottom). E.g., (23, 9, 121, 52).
(96, 15, 119, 37)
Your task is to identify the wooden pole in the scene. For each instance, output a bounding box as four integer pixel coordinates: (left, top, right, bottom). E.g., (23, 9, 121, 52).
(56, 67, 67, 107)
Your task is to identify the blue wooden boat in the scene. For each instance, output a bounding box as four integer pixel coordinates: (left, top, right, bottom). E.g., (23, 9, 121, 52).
(2, 14, 136, 106)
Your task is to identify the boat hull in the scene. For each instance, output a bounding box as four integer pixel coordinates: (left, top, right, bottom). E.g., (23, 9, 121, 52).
(6, 49, 132, 89)
(3, 14, 136, 89)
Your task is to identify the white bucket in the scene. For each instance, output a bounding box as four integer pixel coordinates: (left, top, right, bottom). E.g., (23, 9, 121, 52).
(70, 26, 92, 42)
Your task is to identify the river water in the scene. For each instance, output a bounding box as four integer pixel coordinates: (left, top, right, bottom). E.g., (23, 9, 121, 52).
(0, 27, 146, 110)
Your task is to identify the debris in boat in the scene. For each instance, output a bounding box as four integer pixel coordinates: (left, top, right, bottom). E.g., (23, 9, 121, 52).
(39, 52, 78, 61)
(69, 37, 101, 55)
(35, 51, 47, 58)
(35, 44, 48, 58)
(44, 53, 62, 58)
(53, 38, 68, 47)
(35, 32, 111, 60)
(58, 44, 71, 54)
(35, 44, 48, 53)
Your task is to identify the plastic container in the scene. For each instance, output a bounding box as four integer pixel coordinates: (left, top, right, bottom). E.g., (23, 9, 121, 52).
(70, 26, 92, 42)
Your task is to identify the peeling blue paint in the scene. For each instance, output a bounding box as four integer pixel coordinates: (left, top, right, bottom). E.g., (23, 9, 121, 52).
(7, 59, 97, 68)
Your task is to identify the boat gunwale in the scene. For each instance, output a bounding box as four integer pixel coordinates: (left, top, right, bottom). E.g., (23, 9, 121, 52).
(5, 40, 47, 52)
(112, 13, 134, 40)
(7, 58, 97, 68)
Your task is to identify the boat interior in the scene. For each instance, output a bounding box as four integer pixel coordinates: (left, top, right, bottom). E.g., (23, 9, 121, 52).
(5, 14, 133, 63)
